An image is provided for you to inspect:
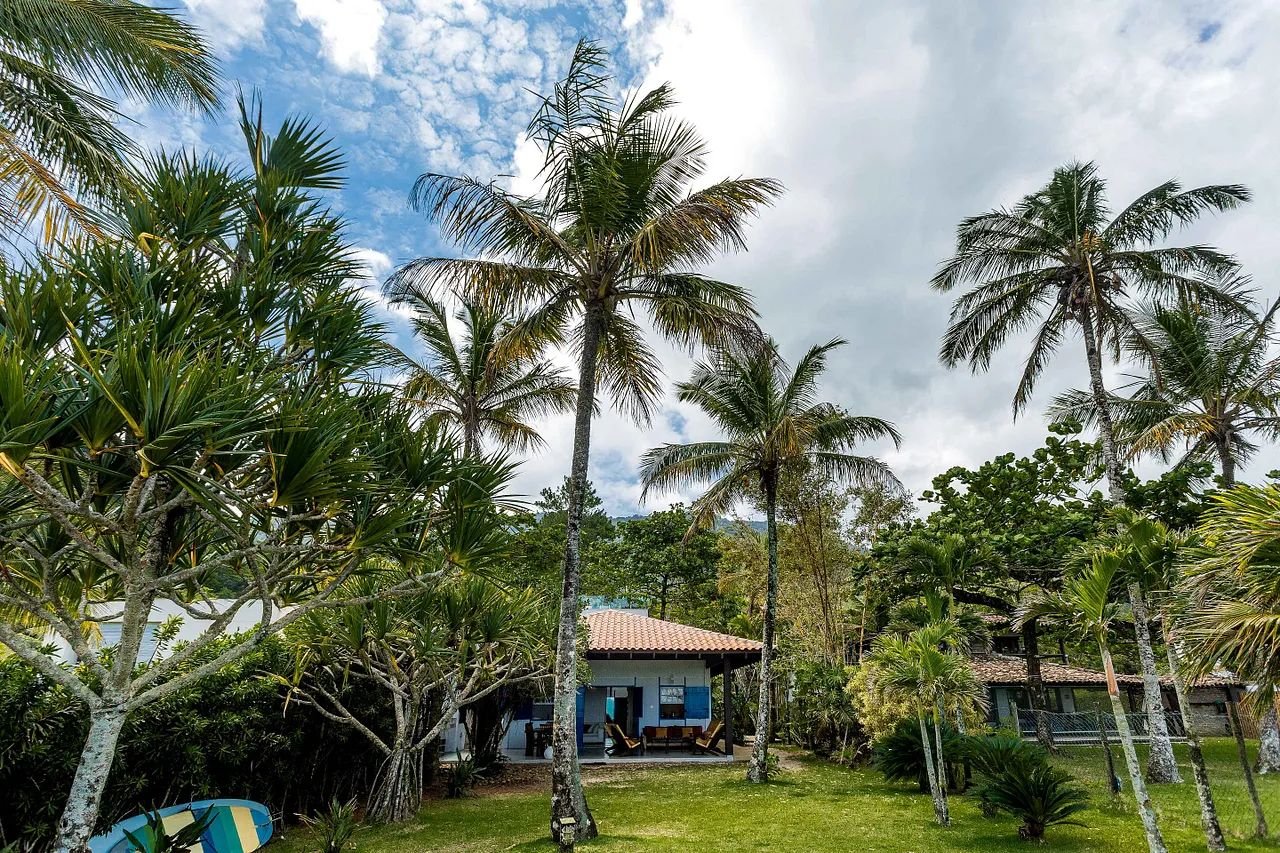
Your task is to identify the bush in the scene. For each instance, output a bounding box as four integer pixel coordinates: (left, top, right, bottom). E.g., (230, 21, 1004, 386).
(0, 636, 390, 849)
(969, 736, 1088, 840)
(300, 798, 359, 853)
(872, 718, 969, 793)
(443, 759, 479, 799)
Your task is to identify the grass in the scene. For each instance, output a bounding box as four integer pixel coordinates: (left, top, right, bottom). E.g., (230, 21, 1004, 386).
(273, 739, 1280, 852)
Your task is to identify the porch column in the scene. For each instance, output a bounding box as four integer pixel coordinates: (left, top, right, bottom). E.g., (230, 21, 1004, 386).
(722, 656, 734, 757)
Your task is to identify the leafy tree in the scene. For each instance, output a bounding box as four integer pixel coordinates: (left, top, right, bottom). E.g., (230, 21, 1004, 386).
(1052, 296, 1280, 487)
(507, 478, 615, 602)
(285, 573, 550, 823)
(640, 336, 901, 783)
(1018, 553, 1168, 853)
(387, 295, 576, 455)
(384, 40, 779, 842)
(0, 100, 473, 851)
(933, 160, 1248, 504)
(0, 0, 220, 244)
(588, 504, 720, 621)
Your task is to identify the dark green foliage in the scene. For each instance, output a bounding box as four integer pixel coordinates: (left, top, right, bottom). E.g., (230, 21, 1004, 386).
(0, 637, 388, 848)
(300, 798, 359, 853)
(443, 759, 479, 799)
(873, 719, 968, 794)
(968, 735, 1088, 840)
(780, 660, 859, 758)
(122, 809, 214, 853)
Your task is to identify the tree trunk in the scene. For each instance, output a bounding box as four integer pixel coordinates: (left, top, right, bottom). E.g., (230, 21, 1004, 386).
(1098, 710, 1121, 796)
(549, 307, 604, 846)
(1258, 704, 1280, 775)
(933, 702, 949, 793)
(1079, 301, 1126, 504)
(1216, 438, 1236, 488)
(918, 712, 949, 826)
(1128, 583, 1179, 783)
(1101, 641, 1168, 853)
(1164, 628, 1225, 851)
(367, 743, 421, 824)
(1022, 618, 1056, 751)
(748, 479, 780, 784)
(53, 705, 128, 853)
(1226, 691, 1268, 838)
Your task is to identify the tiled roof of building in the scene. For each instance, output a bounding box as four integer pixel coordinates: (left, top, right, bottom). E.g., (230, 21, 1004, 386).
(969, 653, 1240, 689)
(583, 609, 763, 656)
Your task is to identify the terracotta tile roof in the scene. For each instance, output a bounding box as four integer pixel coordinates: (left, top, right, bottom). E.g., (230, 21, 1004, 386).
(969, 654, 1240, 689)
(583, 609, 763, 656)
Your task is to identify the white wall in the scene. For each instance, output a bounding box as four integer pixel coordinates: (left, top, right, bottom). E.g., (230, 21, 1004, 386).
(47, 600, 285, 665)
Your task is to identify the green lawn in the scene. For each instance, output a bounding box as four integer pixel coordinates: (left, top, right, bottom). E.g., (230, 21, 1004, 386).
(273, 740, 1280, 852)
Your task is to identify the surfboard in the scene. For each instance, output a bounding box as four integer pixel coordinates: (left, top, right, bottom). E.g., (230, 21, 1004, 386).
(88, 799, 273, 853)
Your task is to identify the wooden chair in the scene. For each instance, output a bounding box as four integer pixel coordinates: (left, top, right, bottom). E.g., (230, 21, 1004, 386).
(691, 720, 725, 755)
(605, 722, 645, 756)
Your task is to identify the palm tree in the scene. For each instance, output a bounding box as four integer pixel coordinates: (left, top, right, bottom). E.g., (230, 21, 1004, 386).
(1017, 552, 1168, 853)
(1051, 295, 1280, 488)
(387, 294, 576, 455)
(383, 41, 780, 843)
(933, 160, 1248, 502)
(1100, 509, 1225, 851)
(934, 162, 1248, 784)
(638, 337, 901, 782)
(0, 0, 220, 245)
(869, 620, 986, 826)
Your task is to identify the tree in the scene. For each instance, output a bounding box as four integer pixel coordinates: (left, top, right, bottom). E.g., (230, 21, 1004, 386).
(934, 160, 1248, 504)
(386, 294, 576, 455)
(0, 100, 455, 852)
(1097, 509, 1224, 851)
(868, 620, 986, 826)
(385, 40, 780, 844)
(507, 478, 615, 603)
(1018, 552, 1168, 853)
(285, 572, 550, 823)
(588, 504, 720, 621)
(0, 0, 220, 245)
(1052, 296, 1280, 488)
(639, 336, 901, 783)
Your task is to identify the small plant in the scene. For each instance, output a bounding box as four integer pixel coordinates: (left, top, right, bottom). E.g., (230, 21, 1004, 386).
(444, 758, 479, 798)
(300, 798, 360, 853)
(873, 718, 968, 793)
(122, 809, 215, 853)
(973, 752, 1088, 840)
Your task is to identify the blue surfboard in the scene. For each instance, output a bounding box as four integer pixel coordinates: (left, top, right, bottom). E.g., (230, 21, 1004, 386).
(89, 799, 273, 853)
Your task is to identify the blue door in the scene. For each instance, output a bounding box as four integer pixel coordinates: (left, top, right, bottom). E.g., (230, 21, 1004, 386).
(575, 687, 586, 748)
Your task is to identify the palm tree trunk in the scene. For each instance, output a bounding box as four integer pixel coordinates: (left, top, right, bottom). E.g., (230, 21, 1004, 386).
(1258, 704, 1280, 775)
(1101, 640, 1168, 853)
(53, 704, 128, 853)
(549, 306, 604, 846)
(1128, 583, 1179, 783)
(1164, 626, 1225, 851)
(1023, 618, 1056, 751)
(918, 711, 950, 826)
(1215, 438, 1236, 488)
(933, 701, 949, 792)
(748, 477, 780, 783)
(1225, 691, 1268, 838)
(1079, 302, 1126, 504)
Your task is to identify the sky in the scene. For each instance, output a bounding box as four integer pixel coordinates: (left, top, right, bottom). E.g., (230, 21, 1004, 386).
(144, 0, 1280, 515)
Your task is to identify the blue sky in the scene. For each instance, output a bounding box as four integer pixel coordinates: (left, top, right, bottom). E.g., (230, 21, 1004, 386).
(138, 1, 1280, 514)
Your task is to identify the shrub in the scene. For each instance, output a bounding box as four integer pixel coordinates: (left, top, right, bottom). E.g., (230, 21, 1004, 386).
(443, 759, 479, 799)
(300, 798, 359, 853)
(970, 738, 1088, 840)
(872, 718, 969, 793)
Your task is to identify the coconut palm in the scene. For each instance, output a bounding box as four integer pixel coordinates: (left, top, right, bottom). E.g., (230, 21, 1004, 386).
(934, 162, 1248, 783)
(1017, 552, 1168, 853)
(383, 40, 780, 843)
(1051, 295, 1280, 487)
(638, 336, 901, 782)
(933, 160, 1248, 502)
(869, 620, 986, 826)
(387, 294, 576, 455)
(0, 0, 220, 246)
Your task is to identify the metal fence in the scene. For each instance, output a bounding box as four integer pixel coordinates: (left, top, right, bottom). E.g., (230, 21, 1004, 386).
(1006, 709, 1195, 743)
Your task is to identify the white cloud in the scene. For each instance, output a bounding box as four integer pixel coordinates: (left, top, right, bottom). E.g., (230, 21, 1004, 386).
(295, 0, 388, 76)
(182, 0, 268, 53)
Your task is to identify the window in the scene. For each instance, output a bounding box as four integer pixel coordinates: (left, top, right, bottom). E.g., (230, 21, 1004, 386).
(659, 685, 685, 720)
(992, 635, 1022, 654)
(531, 700, 553, 721)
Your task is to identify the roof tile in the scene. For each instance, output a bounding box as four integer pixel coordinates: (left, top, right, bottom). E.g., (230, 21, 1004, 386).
(583, 609, 763, 655)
